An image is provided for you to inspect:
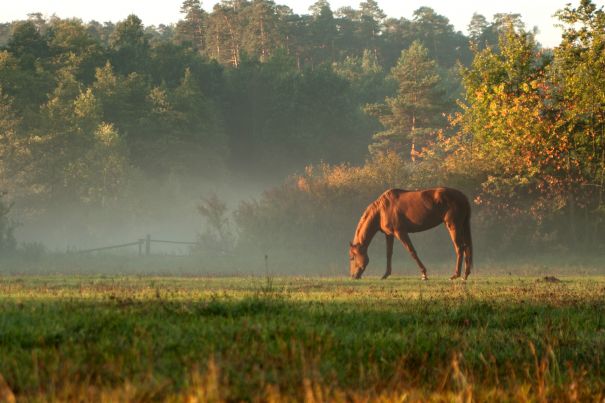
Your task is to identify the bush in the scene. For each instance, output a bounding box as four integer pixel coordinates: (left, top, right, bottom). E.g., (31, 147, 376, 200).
(196, 194, 235, 255)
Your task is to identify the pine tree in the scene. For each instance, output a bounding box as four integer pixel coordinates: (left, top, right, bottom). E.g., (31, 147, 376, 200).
(365, 41, 442, 158)
(244, 0, 280, 62)
(359, 0, 386, 54)
(177, 0, 207, 53)
(308, 0, 337, 65)
(109, 15, 150, 74)
(206, 2, 244, 67)
(468, 13, 488, 49)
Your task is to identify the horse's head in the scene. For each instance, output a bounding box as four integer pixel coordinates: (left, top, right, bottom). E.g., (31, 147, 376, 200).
(349, 242, 369, 279)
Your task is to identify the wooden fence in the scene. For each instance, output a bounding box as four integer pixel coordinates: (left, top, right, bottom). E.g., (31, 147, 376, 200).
(76, 234, 198, 256)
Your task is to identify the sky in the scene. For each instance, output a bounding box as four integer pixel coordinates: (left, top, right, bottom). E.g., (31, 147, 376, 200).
(2, 0, 605, 48)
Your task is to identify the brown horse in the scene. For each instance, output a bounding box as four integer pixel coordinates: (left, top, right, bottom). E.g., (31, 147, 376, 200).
(349, 187, 472, 280)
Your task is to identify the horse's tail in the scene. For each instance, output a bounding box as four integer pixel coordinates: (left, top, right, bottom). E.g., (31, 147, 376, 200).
(463, 209, 473, 270)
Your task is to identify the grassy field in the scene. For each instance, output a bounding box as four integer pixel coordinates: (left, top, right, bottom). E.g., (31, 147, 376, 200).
(0, 275, 604, 401)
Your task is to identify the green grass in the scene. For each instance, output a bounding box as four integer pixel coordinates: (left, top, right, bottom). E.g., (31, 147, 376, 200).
(0, 275, 604, 401)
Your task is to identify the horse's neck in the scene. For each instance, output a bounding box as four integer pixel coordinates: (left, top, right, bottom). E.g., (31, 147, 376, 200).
(354, 207, 380, 250)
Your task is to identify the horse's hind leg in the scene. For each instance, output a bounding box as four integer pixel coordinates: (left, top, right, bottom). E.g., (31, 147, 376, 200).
(382, 234, 394, 280)
(395, 231, 428, 280)
(445, 222, 464, 280)
(464, 249, 471, 280)
(462, 214, 472, 280)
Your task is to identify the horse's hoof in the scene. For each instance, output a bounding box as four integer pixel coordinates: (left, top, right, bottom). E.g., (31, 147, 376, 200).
(381, 275, 389, 280)
(450, 274, 460, 280)
(421, 276, 428, 281)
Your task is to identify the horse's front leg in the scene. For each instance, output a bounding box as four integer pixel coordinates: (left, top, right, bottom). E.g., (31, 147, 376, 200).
(395, 231, 428, 280)
(382, 234, 394, 279)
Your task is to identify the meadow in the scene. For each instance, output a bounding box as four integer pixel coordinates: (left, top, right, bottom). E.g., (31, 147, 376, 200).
(0, 274, 604, 402)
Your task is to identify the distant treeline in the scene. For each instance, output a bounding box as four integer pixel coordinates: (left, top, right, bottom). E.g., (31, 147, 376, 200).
(1, 0, 604, 258)
(0, 1, 514, 199)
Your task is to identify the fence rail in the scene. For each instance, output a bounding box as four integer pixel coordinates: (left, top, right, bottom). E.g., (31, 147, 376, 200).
(150, 239, 199, 245)
(76, 234, 198, 256)
(76, 241, 142, 254)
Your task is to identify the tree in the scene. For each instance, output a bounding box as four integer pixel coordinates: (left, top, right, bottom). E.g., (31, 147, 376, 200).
(365, 41, 443, 158)
(243, 0, 281, 62)
(333, 49, 390, 107)
(412, 7, 460, 66)
(197, 194, 235, 252)
(3, 22, 54, 113)
(278, 11, 309, 69)
(447, 21, 579, 247)
(0, 191, 17, 254)
(177, 0, 207, 53)
(466, 14, 522, 53)
(86, 20, 114, 46)
(492, 13, 525, 34)
(125, 66, 227, 176)
(206, 2, 245, 66)
(308, 0, 337, 65)
(358, 0, 386, 55)
(468, 13, 489, 50)
(0, 88, 25, 198)
(334, 6, 360, 57)
(6, 21, 49, 69)
(93, 62, 158, 172)
(0, 23, 10, 47)
(46, 18, 105, 84)
(109, 15, 150, 75)
(554, 0, 605, 243)
(379, 17, 415, 69)
(8, 65, 130, 208)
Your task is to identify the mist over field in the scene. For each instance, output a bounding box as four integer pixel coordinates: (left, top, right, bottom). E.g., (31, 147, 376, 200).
(13, 176, 266, 251)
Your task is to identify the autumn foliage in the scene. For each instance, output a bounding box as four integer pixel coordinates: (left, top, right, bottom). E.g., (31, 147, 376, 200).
(237, 4, 605, 259)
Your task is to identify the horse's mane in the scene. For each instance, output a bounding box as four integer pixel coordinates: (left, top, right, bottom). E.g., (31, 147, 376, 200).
(353, 191, 393, 245)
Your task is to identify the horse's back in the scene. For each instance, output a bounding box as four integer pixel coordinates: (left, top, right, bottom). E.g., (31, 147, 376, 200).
(381, 187, 467, 205)
(379, 187, 469, 232)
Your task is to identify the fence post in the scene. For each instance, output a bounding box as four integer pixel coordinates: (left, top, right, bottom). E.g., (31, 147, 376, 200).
(138, 239, 144, 256)
(145, 234, 151, 256)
